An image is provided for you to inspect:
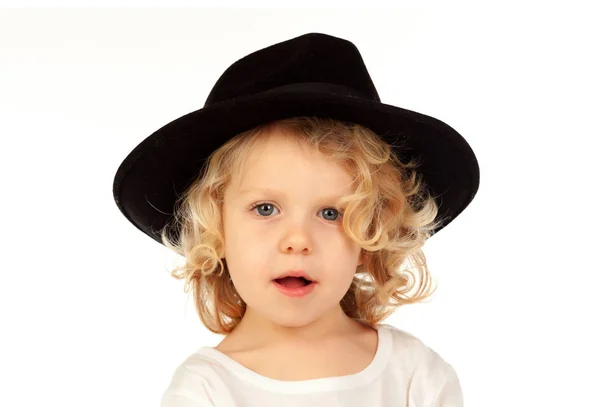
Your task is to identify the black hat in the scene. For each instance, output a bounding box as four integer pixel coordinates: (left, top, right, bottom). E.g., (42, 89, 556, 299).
(112, 32, 480, 247)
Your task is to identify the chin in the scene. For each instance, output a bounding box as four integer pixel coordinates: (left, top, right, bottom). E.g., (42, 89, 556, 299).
(266, 309, 317, 327)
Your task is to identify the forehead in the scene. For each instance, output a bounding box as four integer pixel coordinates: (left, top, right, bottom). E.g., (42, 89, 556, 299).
(229, 129, 355, 196)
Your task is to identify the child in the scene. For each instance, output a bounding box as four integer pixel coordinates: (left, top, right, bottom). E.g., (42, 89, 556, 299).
(113, 33, 479, 407)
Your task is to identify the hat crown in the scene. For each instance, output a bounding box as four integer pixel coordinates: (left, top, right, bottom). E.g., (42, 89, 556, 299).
(112, 32, 480, 247)
(205, 33, 380, 106)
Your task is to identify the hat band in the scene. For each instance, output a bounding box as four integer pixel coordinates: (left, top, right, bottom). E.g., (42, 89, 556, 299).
(260, 81, 376, 101)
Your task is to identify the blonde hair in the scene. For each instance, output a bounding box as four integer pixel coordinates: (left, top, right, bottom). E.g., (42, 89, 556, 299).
(160, 117, 444, 335)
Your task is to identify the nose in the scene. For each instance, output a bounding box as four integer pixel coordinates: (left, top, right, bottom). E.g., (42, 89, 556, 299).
(280, 227, 313, 255)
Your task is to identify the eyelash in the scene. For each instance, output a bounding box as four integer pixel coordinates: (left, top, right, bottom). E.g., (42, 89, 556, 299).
(248, 202, 344, 222)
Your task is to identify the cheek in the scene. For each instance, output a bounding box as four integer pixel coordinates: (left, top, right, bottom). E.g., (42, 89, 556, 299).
(227, 223, 263, 253)
(334, 233, 363, 261)
(224, 230, 270, 279)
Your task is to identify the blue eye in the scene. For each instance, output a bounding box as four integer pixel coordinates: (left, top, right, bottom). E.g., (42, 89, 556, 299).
(321, 208, 341, 221)
(252, 203, 278, 217)
(250, 203, 343, 221)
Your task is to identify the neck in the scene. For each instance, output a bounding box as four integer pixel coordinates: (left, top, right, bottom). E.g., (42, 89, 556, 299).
(230, 304, 361, 349)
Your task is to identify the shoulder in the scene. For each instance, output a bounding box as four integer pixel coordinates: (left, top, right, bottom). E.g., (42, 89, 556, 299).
(160, 351, 225, 407)
(380, 324, 463, 406)
(383, 324, 448, 367)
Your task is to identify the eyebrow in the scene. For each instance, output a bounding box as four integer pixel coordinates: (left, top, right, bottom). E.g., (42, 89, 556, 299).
(238, 188, 347, 202)
(239, 188, 285, 196)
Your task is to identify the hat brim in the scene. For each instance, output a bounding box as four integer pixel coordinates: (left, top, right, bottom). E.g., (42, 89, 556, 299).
(113, 86, 479, 246)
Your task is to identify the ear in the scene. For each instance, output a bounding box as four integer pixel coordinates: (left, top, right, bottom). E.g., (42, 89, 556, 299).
(357, 250, 364, 267)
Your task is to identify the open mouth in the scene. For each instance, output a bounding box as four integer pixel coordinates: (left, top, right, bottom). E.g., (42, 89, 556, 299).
(273, 276, 312, 288)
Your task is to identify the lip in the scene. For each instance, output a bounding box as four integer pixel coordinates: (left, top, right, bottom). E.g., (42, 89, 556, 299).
(272, 279, 317, 297)
(273, 269, 316, 282)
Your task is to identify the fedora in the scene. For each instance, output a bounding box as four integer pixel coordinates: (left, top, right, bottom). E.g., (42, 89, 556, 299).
(112, 32, 480, 246)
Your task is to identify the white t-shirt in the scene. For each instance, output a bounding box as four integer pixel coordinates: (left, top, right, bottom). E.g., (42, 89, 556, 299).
(161, 323, 463, 406)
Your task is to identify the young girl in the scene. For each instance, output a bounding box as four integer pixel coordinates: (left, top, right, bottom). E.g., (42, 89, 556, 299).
(113, 33, 479, 407)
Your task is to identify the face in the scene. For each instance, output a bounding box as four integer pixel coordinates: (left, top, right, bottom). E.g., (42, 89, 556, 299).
(222, 129, 363, 332)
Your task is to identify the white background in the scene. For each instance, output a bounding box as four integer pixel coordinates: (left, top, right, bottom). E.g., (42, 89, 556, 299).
(1, 2, 598, 406)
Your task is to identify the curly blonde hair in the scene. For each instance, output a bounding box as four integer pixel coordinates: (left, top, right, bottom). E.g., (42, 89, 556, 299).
(160, 116, 444, 335)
